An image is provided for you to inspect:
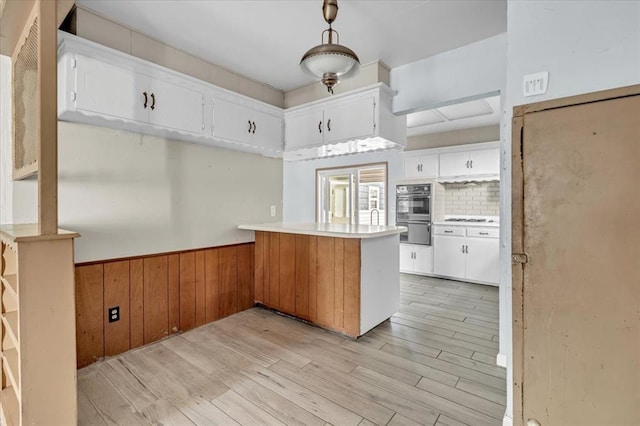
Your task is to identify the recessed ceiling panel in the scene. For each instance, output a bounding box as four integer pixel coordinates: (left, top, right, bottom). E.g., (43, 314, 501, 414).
(406, 109, 446, 128)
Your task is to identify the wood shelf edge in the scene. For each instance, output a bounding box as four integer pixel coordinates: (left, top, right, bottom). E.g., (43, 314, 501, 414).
(1, 349, 20, 395)
(1, 275, 18, 299)
(0, 385, 20, 426)
(1, 312, 19, 351)
(0, 224, 80, 242)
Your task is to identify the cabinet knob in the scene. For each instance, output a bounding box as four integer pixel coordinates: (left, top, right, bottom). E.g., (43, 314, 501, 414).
(248, 120, 252, 133)
(150, 93, 156, 110)
(470, 160, 473, 168)
(461, 245, 465, 253)
(465, 160, 470, 168)
(143, 91, 148, 109)
(318, 121, 322, 133)
(327, 119, 331, 132)
(252, 121, 256, 134)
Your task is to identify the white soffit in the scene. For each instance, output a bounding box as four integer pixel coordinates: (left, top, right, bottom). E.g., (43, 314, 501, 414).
(407, 95, 501, 136)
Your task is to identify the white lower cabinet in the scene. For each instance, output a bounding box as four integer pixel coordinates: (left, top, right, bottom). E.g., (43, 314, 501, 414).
(400, 244, 433, 275)
(433, 226, 499, 285)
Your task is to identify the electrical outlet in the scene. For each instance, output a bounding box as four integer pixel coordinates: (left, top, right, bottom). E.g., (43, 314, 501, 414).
(108, 306, 120, 323)
(523, 71, 549, 97)
(270, 205, 276, 217)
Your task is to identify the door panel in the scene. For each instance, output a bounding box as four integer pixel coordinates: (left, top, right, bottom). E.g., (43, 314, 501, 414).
(413, 245, 433, 275)
(519, 94, 640, 425)
(399, 244, 414, 272)
(465, 237, 498, 284)
(439, 151, 469, 177)
(404, 157, 422, 178)
(75, 55, 149, 123)
(433, 235, 466, 279)
(149, 78, 204, 135)
(469, 148, 499, 175)
(213, 98, 252, 144)
(324, 96, 375, 144)
(285, 109, 324, 149)
(251, 109, 283, 152)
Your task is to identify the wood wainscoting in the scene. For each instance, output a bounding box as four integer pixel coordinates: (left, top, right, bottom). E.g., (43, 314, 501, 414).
(75, 243, 254, 368)
(254, 231, 361, 337)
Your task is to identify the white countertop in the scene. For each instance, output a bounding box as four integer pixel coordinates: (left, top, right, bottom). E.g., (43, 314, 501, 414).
(433, 221, 500, 228)
(238, 222, 407, 238)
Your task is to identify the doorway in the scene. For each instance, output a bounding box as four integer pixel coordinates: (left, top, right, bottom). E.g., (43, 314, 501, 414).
(316, 163, 387, 226)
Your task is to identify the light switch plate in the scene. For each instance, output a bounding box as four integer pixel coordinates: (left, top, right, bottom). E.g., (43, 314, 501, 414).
(270, 205, 276, 217)
(523, 71, 549, 97)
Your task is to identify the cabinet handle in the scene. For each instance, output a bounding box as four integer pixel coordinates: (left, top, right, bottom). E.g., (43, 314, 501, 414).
(150, 93, 156, 110)
(479, 232, 489, 235)
(327, 119, 331, 132)
(318, 121, 322, 133)
(419, 164, 423, 172)
(248, 120, 252, 133)
(444, 230, 453, 233)
(465, 160, 470, 168)
(470, 160, 473, 168)
(252, 121, 256, 134)
(465, 245, 469, 254)
(461, 245, 465, 253)
(417, 164, 420, 172)
(143, 91, 148, 109)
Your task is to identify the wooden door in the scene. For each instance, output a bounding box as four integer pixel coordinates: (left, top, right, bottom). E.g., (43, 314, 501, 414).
(513, 89, 640, 426)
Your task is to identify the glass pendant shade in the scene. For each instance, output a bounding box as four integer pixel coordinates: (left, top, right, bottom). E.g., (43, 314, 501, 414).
(300, 0, 360, 93)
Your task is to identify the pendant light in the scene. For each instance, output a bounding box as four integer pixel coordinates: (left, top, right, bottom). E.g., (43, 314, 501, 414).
(299, 0, 360, 94)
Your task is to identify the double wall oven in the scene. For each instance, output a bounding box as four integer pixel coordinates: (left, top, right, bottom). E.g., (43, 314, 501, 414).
(396, 184, 432, 245)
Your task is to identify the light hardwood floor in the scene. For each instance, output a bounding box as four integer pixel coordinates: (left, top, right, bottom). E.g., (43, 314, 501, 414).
(78, 275, 505, 426)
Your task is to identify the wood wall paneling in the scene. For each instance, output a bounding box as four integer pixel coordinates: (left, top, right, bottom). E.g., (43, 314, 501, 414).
(268, 233, 280, 309)
(343, 239, 361, 336)
(333, 238, 345, 330)
(294, 235, 309, 319)
(205, 249, 219, 323)
(254, 232, 265, 303)
(315, 237, 335, 327)
(308, 236, 318, 321)
(279, 233, 296, 314)
(237, 244, 254, 311)
(263, 232, 271, 306)
(75, 264, 104, 368)
(143, 256, 169, 344)
(129, 259, 144, 349)
(167, 254, 180, 334)
(219, 246, 239, 318)
(103, 261, 130, 356)
(179, 252, 196, 331)
(195, 251, 206, 327)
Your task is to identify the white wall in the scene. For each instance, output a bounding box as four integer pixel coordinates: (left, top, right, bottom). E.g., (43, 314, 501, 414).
(283, 150, 404, 224)
(391, 33, 506, 114)
(501, 2, 640, 424)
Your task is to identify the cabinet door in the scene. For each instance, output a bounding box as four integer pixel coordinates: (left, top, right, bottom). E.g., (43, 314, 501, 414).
(469, 148, 500, 175)
(251, 110, 283, 152)
(439, 151, 470, 177)
(404, 157, 422, 178)
(285, 109, 324, 149)
(465, 237, 499, 284)
(324, 96, 375, 144)
(212, 98, 252, 144)
(149, 78, 204, 135)
(413, 245, 434, 275)
(75, 55, 149, 123)
(433, 235, 466, 279)
(419, 154, 439, 178)
(399, 244, 414, 273)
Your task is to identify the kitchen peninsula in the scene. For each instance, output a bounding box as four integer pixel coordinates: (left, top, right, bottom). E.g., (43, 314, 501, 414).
(238, 223, 406, 337)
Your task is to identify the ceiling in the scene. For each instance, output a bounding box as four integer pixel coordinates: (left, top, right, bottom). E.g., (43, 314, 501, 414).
(75, 0, 507, 92)
(407, 95, 501, 136)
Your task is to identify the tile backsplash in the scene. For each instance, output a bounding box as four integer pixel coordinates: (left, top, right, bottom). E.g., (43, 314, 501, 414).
(444, 182, 500, 216)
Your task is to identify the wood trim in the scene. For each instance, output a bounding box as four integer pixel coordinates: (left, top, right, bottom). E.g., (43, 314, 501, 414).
(511, 115, 525, 426)
(513, 84, 640, 117)
(75, 242, 254, 267)
(75, 242, 255, 368)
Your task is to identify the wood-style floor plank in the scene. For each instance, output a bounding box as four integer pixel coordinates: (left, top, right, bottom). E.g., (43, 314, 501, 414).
(78, 275, 505, 426)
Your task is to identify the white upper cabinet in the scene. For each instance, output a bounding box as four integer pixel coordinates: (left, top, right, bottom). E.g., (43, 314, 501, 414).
(58, 32, 283, 157)
(284, 108, 324, 150)
(74, 56, 149, 124)
(323, 96, 376, 144)
(404, 154, 439, 179)
(212, 97, 283, 153)
(148, 78, 204, 135)
(439, 148, 500, 177)
(283, 84, 406, 160)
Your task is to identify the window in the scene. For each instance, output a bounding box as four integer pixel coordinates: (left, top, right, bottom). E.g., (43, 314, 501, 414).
(316, 163, 387, 225)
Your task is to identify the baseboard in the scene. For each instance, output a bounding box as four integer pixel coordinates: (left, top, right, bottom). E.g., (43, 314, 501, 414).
(496, 352, 507, 368)
(503, 414, 513, 426)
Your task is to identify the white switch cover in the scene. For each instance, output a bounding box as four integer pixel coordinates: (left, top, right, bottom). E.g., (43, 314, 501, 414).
(523, 72, 549, 97)
(270, 205, 276, 217)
